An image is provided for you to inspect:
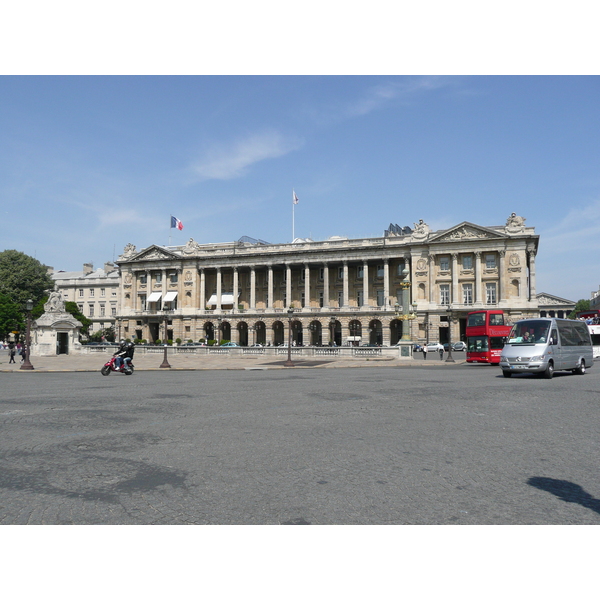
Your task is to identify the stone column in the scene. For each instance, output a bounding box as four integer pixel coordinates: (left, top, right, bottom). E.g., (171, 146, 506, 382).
(362, 261, 369, 309)
(499, 250, 506, 302)
(250, 267, 256, 309)
(528, 249, 537, 300)
(199, 269, 205, 312)
(475, 251, 482, 305)
(343, 261, 349, 307)
(428, 254, 436, 303)
(232, 267, 239, 311)
(286, 264, 292, 308)
(267, 266, 273, 309)
(451, 253, 459, 305)
(304, 264, 310, 311)
(323, 263, 330, 308)
(384, 259, 390, 309)
(216, 268, 222, 312)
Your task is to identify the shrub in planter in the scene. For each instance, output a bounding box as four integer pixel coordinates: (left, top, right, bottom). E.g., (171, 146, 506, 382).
(155, 339, 161, 345)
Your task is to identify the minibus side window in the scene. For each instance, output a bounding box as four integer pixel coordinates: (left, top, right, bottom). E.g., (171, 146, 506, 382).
(550, 329, 558, 345)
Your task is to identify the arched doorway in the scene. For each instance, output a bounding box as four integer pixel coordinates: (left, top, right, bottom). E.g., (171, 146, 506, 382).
(237, 321, 248, 346)
(348, 319, 362, 346)
(291, 320, 303, 346)
(273, 321, 285, 346)
(330, 319, 342, 346)
(204, 322, 215, 343)
(253, 321, 266, 345)
(308, 320, 322, 346)
(368, 320, 383, 345)
(390, 317, 402, 345)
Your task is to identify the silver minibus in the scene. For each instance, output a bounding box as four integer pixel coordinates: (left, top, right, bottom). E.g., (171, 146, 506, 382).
(499, 318, 593, 379)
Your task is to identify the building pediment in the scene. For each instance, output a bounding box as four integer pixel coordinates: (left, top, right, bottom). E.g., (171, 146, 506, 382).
(429, 222, 508, 243)
(536, 292, 575, 307)
(119, 245, 181, 263)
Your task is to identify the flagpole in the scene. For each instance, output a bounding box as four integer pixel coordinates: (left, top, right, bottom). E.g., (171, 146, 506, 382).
(292, 198, 295, 241)
(169, 215, 172, 246)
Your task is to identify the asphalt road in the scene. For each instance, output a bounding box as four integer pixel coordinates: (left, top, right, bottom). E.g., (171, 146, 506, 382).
(1, 364, 599, 524)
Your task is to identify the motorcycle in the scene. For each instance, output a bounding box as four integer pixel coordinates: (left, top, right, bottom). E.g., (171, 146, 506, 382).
(101, 355, 134, 376)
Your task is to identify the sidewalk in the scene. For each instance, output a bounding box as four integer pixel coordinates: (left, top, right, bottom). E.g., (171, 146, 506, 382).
(0, 351, 468, 372)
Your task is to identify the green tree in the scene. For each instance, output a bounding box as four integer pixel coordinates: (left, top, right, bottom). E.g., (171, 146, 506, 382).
(0, 293, 23, 340)
(568, 299, 591, 319)
(0, 250, 54, 309)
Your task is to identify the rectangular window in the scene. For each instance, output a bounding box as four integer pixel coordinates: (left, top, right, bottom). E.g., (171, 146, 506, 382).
(440, 257, 450, 271)
(78, 303, 84, 312)
(89, 288, 95, 297)
(338, 267, 344, 280)
(139, 274, 147, 284)
(319, 291, 324, 307)
(155, 272, 162, 283)
(357, 290, 364, 306)
(486, 254, 496, 269)
(377, 264, 384, 278)
(301, 292, 306, 307)
(377, 289, 385, 306)
(89, 305, 95, 317)
(100, 288, 106, 297)
(79, 289, 84, 297)
(463, 283, 473, 305)
(397, 262, 405, 276)
(357, 266, 364, 279)
(319, 268, 324, 281)
(462, 256, 472, 270)
(100, 305, 105, 317)
(440, 284, 450, 305)
(170, 272, 178, 283)
(139, 295, 146, 310)
(111, 307, 117, 316)
(338, 291, 343, 306)
(486, 283, 497, 305)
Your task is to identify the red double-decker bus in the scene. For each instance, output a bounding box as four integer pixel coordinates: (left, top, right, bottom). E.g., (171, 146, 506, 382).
(466, 310, 512, 364)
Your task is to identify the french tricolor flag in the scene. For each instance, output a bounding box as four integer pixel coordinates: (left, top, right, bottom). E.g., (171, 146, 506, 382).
(170, 216, 184, 231)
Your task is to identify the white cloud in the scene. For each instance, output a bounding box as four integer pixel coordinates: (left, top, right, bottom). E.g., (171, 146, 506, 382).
(344, 77, 452, 118)
(191, 131, 303, 181)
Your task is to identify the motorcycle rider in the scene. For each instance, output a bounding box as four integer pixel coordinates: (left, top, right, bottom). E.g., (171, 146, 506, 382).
(113, 339, 128, 370)
(122, 340, 135, 369)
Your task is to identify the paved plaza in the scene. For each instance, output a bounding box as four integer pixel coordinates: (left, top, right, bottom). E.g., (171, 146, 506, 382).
(1, 356, 599, 524)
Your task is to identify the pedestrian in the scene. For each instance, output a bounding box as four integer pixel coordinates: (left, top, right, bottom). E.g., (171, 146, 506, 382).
(20, 345, 26, 362)
(439, 346, 444, 360)
(423, 344, 428, 360)
(8, 343, 16, 364)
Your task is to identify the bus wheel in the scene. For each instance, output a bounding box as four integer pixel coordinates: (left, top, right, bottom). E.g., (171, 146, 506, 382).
(502, 370, 512, 378)
(543, 361, 554, 379)
(575, 360, 586, 375)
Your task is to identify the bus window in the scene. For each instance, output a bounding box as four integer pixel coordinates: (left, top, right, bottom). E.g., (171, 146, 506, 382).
(467, 313, 485, 327)
(489, 313, 505, 326)
(468, 336, 489, 352)
(490, 337, 504, 350)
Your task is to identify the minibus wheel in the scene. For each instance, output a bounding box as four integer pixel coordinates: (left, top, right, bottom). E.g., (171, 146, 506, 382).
(574, 360, 586, 375)
(543, 361, 554, 379)
(502, 370, 512, 378)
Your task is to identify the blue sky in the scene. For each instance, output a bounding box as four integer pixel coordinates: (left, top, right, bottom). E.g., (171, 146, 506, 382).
(1, 75, 599, 302)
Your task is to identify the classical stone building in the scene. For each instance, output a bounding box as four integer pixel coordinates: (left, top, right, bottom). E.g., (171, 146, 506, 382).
(51, 263, 120, 335)
(114, 214, 540, 347)
(536, 292, 575, 319)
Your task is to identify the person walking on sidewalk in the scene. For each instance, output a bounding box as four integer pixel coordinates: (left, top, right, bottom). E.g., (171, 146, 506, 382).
(8, 343, 16, 364)
(439, 346, 444, 360)
(423, 344, 428, 360)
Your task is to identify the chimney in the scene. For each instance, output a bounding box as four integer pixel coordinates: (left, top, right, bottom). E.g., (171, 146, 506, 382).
(83, 262, 94, 275)
(104, 262, 115, 274)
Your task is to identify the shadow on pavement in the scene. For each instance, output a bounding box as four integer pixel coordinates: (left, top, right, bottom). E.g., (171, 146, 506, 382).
(527, 477, 600, 516)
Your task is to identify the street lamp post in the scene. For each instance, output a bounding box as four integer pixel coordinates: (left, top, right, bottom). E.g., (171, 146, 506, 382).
(217, 316, 222, 346)
(284, 307, 295, 367)
(20, 299, 34, 371)
(159, 310, 172, 368)
(445, 305, 455, 363)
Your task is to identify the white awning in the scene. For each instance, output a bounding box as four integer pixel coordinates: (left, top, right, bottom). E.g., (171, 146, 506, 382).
(207, 293, 237, 306)
(163, 291, 178, 302)
(346, 336, 362, 341)
(147, 292, 162, 302)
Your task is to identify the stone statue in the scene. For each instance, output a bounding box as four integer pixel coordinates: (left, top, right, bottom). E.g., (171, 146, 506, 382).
(505, 213, 526, 233)
(43, 287, 65, 313)
(182, 238, 202, 255)
(411, 219, 430, 241)
(120, 243, 137, 259)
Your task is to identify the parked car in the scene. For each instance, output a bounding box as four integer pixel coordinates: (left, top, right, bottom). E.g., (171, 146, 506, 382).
(425, 342, 444, 352)
(452, 341, 467, 351)
(220, 342, 239, 347)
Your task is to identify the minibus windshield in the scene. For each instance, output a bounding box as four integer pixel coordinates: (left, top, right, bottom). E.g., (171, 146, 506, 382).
(507, 320, 551, 345)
